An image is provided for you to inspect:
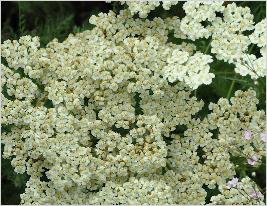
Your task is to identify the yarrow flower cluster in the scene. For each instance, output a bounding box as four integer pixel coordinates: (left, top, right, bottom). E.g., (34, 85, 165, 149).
(212, 177, 265, 205)
(121, 1, 179, 18)
(1, 1, 266, 205)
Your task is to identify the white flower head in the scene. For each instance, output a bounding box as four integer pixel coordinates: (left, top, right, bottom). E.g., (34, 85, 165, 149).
(227, 177, 238, 189)
(250, 190, 262, 199)
(243, 129, 252, 140)
(260, 131, 267, 142)
(247, 155, 258, 166)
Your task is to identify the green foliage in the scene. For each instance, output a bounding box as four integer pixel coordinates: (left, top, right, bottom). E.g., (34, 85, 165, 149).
(1, 146, 28, 205)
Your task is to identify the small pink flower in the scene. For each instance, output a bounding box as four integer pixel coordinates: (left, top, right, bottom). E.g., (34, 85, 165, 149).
(250, 190, 262, 199)
(227, 177, 238, 189)
(243, 130, 252, 140)
(260, 131, 267, 142)
(247, 155, 258, 166)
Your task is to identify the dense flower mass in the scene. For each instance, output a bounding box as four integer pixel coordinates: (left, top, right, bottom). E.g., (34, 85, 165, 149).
(1, 1, 266, 205)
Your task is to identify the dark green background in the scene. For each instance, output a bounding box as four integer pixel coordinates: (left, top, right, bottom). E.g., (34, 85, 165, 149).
(1, 1, 266, 205)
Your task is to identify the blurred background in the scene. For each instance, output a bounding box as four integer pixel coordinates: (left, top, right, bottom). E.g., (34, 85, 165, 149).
(1, 1, 266, 204)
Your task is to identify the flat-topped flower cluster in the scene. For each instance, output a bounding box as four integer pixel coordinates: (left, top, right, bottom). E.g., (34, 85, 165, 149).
(1, 1, 266, 205)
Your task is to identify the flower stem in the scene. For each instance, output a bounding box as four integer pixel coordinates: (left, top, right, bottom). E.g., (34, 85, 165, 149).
(226, 75, 236, 99)
(204, 39, 212, 54)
